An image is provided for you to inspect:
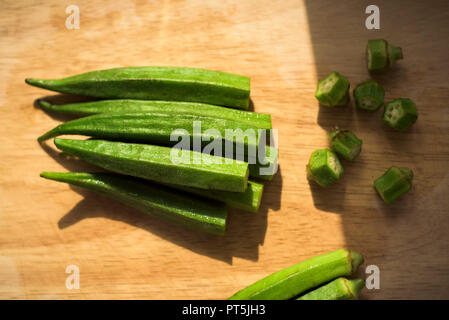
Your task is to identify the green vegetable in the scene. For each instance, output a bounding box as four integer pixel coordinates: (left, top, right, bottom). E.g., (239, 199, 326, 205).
(353, 80, 385, 111)
(53, 138, 249, 192)
(329, 130, 362, 161)
(228, 249, 364, 300)
(248, 146, 278, 181)
(40, 172, 227, 235)
(297, 278, 365, 300)
(170, 180, 263, 213)
(38, 112, 262, 157)
(366, 39, 403, 72)
(382, 98, 418, 131)
(38, 99, 272, 130)
(374, 166, 413, 204)
(26, 66, 250, 109)
(315, 71, 350, 107)
(307, 149, 343, 187)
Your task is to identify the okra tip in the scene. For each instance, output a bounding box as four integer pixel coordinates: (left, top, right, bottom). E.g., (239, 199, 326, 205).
(37, 128, 58, 143)
(37, 99, 54, 111)
(349, 251, 364, 272)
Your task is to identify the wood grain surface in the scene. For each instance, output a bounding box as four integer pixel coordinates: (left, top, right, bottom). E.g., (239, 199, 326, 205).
(0, 0, 448, 299)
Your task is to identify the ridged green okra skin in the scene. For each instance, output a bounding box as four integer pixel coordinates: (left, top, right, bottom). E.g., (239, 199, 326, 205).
(353, 80, 385, 111)
(297, 278, 365, 300)
(26, 66, 251, 109)
(315, 72, 350, 107)
(382, 98, 418, 131)
(228, 249, 364, 300)
(53, 138, 249, 192)
(374, 166, 413, 204)
(38, 99, 272, 130)
(170, 180, 264, 213)
(40, 172, 227, 235)
(307, 149, 343, 187)
(329, 130, 363, 161)
(248, 146, 279, 181)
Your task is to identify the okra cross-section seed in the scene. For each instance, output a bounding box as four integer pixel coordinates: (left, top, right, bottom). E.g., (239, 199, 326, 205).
(26, 66, 251, 109)
(382, 98, 418, 131)
(366, 39, 403, 72)
(228, 249, 364, 300)
(329, 130, 363, 161)
(40, 172, 227, 235)
(374, 166, 413, 204)
(297, 278, 365, 300)
(307, 149, 343, 187)
(353, 80, 385, 111)
(315, 71, 350, 107)
(53, 138, 249, 192)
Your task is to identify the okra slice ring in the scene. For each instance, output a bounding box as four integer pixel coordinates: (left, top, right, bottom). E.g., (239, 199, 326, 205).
(228, 249, 364, 300)
(315, 71, 350, 107)
(353, 80, 385, 111)
(329, 129, 362, 161)
(382, 98, 418, 131)
(297, 277, 365, 300)
(307, 149, 343, 187)
(366, 39, 403, 72)
(374, 166, 413, 204)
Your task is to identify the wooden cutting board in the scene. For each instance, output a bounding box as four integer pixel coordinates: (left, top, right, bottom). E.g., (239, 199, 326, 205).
(1, 0, 448, 299)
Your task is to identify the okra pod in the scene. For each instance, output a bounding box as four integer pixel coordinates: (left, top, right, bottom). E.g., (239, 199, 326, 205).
(374, 166, 413, 204)
(353, 80, 385, 111)
(26, 66, 251, 109)
(228, 249, 364, 300)
(297, 278, 365, 300)
(329, 130, 362, 161)
(170, 180, 264, 213)
(39, 112, 273, 180)
(38, 112, 262, 156)
(38, 99, 272, 130)
(366, 39, 403, 72)
(53, 138, 249, 192)
(248, 146, 279, 181)
(382, 98, 418, 131)
(307, 149, 343, 187)
(315, 71, 350, 107)
(40, 172, 227, 235)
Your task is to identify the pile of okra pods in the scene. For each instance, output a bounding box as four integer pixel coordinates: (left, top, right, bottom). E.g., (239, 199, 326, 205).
(26, 66, 278, 235)
(308, 39, 417, 204)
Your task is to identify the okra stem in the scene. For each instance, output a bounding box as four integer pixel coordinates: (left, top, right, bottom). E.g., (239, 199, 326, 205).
(366, 39, 403, 72)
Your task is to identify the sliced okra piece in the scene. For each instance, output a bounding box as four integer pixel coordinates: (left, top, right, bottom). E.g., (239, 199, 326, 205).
(329, 130, 362, 161)
(353, 80, 385, 111)
(297, 277, 365, 300)
(382, 98, 418, 131)
(307, 149, 343, 187)
(315, 71, 350, 107)
(366, 39, 403, 72)
(374, 166, 413, 204)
